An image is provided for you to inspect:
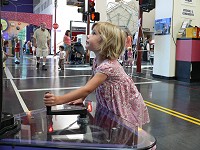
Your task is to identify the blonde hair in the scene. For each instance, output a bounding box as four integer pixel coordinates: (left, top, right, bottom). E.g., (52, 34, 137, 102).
(92, 22, 126, 60)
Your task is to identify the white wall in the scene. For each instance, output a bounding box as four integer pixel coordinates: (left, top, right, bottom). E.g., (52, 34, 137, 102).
(96, 0, 107, 21)
(153, 0, 200, 78)
(195, 0, 200, 26)
(153, 0, 174, 77)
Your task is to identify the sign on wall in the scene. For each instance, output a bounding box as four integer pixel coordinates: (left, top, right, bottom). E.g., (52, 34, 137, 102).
(181, 6, 195, 19)
(154, 18, 171, 35)
(182, 0, 195, 5)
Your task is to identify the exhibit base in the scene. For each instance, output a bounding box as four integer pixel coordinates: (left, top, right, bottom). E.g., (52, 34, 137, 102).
(0, 112, 21, 139)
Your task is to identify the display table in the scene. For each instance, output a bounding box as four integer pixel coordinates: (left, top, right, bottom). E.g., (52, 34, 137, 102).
(0, 104, 156, 150)
(176, 38, 200, 82)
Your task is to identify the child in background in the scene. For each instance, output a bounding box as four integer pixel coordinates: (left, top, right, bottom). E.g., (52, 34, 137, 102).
(44, 22, 150, 128)
(58, 45, 65, 70)
(127, 47, 134, 67)
(15, 38, 20, 64)
(3, 40, 9, 52)
(2, 50, 13, 64)
(123, 48, 128, 66)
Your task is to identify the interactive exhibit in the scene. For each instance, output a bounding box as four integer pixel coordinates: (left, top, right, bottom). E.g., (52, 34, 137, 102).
(0, 88, 156, 150)
(0, 102, 156, 149)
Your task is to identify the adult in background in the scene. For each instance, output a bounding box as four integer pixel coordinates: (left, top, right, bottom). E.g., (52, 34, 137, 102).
(63, 30, 73, 64)
(33, 22, 51, 70)
(132, 31, 138, 50)
(123, 31, 132, 65)
(143, 35, 151, 61)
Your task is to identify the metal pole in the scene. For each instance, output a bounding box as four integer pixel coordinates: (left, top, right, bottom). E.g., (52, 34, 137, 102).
(136, 0, 143, 73)
(54, 0, 57, 56)
(0, 3, 2, 129)
(86, 1, 91, 63)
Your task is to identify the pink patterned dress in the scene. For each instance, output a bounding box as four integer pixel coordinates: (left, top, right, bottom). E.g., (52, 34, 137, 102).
(93, 59, 150, 127)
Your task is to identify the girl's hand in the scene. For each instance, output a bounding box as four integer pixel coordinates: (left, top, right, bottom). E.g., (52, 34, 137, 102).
(67, 98, 84, 105)
(44, 93, 59, 106)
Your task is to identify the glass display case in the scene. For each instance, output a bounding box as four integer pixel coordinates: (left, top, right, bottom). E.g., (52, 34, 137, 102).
(0, 103, 156, 150)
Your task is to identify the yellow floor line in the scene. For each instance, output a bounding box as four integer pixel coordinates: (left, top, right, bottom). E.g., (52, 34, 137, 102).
(144, 101, 200, 126)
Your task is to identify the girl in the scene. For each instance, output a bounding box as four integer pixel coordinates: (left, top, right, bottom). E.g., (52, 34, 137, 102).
(44, 22, 150, 128)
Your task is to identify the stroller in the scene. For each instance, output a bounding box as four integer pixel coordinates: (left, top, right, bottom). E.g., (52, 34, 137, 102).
(69, 42, 86, 64)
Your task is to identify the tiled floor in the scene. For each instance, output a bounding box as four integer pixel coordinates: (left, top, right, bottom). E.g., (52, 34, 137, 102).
(2, 54, 200, 150)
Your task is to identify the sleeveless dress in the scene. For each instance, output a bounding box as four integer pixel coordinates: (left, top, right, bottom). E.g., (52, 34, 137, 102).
(93, 59, 150, 127)
(15, 42, 20, 52)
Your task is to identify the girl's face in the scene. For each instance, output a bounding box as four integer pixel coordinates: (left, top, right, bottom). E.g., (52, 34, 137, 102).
(85, 27, 102, 52)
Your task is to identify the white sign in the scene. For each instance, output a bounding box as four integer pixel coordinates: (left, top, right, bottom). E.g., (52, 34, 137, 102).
(181, 6, 195, 19)
(184, 0, 193, 3)
(182, 8, 194, 16)
(182, 0, 196, 6)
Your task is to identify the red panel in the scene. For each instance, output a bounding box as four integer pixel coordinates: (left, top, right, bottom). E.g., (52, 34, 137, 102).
(176, 39, 200, 62)
(72, 32, 86, 42)
(1, 11, 52, 29)
(191, 40, 200, 61)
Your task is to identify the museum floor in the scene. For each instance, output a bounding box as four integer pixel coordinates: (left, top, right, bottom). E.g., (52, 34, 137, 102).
(2, 54, 200, 150)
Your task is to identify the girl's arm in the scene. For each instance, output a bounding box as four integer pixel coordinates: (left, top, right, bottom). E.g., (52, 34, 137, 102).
(44, 72, 107, 106)
(67, 73, 95, 104)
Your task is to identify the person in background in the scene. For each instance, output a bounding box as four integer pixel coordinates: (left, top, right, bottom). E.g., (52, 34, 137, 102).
(127, 47, 134, 67)
(44, 22, 150, 128)
(28, 41, 33, 54)
(1, 25, 13, 67)
(33, 22, 51, 71)
(26, 41, 30, 54)
(23, 41, 27, 53)
(3, 40, 9, 52)
(123, 48, 128, 66)
(58, 45, 65, 70)
(125, 31, 132, 51)
(63, 30, 73, 64)
(132, 32, 138, 59)
(122, 31, 132, 66)
(143, 35, 151, 61)
(14, 38, 20, 64)
(2, 41, 13, 67)
(132, 31, 138, 50)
